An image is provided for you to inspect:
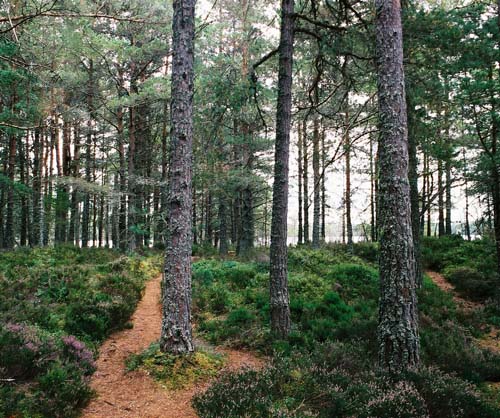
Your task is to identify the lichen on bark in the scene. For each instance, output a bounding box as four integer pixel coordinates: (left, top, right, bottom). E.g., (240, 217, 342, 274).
(375, 0, 420, 373)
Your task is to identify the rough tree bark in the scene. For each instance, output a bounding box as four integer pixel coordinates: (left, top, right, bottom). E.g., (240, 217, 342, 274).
(269, 0, 294, 338)
(160, 0, 196, 354)
(375, 0, 420, 373)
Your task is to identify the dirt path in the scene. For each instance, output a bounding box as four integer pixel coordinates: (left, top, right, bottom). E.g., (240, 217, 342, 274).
(426, 270, 500, 353)
(426, 270, 481, 312)
(81, 274, 262, 418)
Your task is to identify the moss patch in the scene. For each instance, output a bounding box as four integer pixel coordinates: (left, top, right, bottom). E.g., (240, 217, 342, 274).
(126, 343, 225, 389)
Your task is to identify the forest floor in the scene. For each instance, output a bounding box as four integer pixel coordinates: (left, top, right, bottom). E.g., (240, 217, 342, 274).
(80, 273, 263, 418)
(427, 270, 500, 364)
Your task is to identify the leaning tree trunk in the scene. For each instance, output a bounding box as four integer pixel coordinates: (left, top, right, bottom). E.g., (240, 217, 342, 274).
(160, 0, 196, 355)
(375, 0, 419, 373)
(269, 0, 294, 338)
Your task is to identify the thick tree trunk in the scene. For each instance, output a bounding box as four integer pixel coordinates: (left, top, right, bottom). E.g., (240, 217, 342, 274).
(160, 0, 196, 355)
(375, 0, 419, 373)
(269, 0, 294, 338)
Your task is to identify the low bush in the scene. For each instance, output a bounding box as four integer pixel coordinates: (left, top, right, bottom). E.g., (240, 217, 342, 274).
(193, 342, 499, 418)
(0, 323, 95, 418)
(193, 244, 500, 417)
(444, 266, 495, 301)
(0, 246, 162, 417)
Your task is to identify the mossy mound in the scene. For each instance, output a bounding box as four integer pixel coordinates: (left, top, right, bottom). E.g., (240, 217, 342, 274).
(126, 343, 225, 389)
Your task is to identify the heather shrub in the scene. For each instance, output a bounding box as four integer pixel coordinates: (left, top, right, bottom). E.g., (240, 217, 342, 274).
(0, 323, 95, 418)
(194, 342, 500, 418)
(444, 266, 494, 301)
(0, 246, 162, 417)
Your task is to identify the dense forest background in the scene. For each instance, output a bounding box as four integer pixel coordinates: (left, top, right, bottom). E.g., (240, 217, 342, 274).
(1, 0, 500, 417)
(0, 0, 498, 253)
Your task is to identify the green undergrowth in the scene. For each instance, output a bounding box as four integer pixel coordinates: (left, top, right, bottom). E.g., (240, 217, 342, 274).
(422, 236, 497, 302)
(126, 343, 225, 390)
(194, 341, 500, 418)
(422, 236, 500, 330)
(0, 245, 162, 418)
(192, 244, 500, 417)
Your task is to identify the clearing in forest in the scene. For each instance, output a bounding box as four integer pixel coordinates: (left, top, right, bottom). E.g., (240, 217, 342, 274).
(81, 274, 262, 418)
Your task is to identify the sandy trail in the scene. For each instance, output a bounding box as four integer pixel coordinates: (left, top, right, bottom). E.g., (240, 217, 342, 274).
(81, 274, 262, 418)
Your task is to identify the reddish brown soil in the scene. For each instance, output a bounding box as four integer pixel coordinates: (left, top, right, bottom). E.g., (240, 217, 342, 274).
(81, 274, 262, 418)
(427, 270, 500, 352)
(426, 270, 480, 311)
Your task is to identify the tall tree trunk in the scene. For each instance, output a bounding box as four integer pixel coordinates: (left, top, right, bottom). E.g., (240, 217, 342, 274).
(312, 88, 321, 249)
(438, 159, 445, 237)
(407, 94, 422, 287)
(218, 192, 228, 255)
(82, 61, 94, 248)
(32, 128, 42, 246)
(160, 0, 196, 355)
(298, 121, 303, 245)
(205, 190, 213, 245)
(370, 132, 376, 242)
(445, 157, 452, 235)
(420, 151, 427, 236)
(269, 0, 294, 338)
(375, 0, 419, 373)
(302, 119, 309, 243)
(321, 127, 326, 243)
(69, 125, 81, 246)
(4, 133, 17, 248)
(344, 105, 353, 250)
(463, 149, 471, 241)
(19, 136, 28, 247)
(427, 168, 433, 237)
